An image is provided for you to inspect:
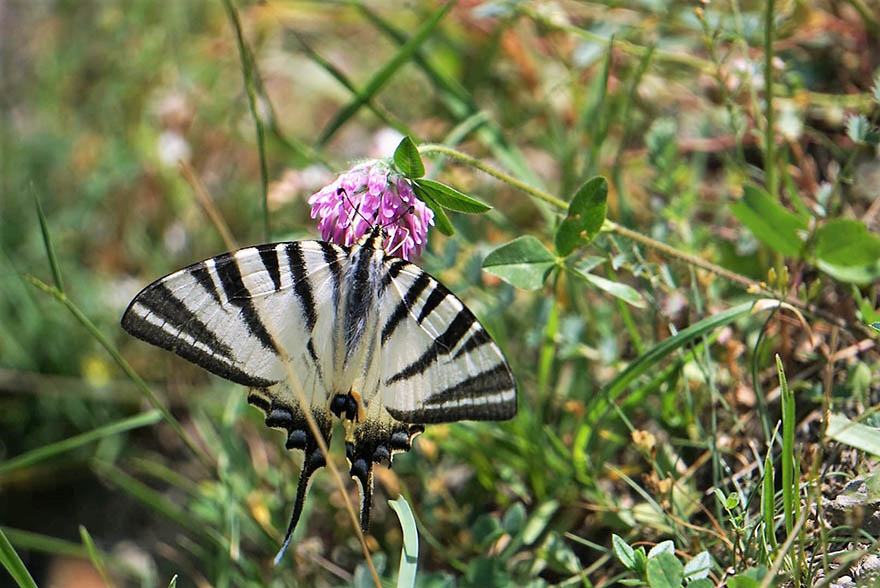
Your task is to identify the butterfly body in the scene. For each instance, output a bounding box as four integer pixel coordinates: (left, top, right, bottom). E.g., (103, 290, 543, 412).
(122, 226, 516, 558)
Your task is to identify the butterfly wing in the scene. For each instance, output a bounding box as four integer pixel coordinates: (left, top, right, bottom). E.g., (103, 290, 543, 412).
(378, 260, 517, 424)
(122, 240, 349, 560)
(330, 256, 517, 535)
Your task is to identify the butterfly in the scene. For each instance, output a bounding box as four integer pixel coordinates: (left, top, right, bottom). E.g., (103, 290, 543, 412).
(121, 225, 517, 560)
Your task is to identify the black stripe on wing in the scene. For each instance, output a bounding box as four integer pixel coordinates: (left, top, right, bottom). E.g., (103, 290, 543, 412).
(259, 246, 282, 291)
(381, 271, 431, 344)
(385, 308, 475, 385)
(417, 287, 447, 324)
(214, 252, 279, 353)
(121, 281, 276, 389)
(424, 362, 514, 407)
(190, 263, 223, 306)
(286, 242, 318, 331)
(386, 364, 516, 423)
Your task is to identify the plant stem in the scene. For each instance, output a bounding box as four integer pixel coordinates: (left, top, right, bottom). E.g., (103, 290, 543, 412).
(763, 0, 777, 197)
(419, 144, 871, 336)
(419, 144, 568, 209)
(419, 144, 753, 286)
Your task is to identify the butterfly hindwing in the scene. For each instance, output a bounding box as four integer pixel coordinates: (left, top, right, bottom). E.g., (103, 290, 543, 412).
(377, 261, 517, 424)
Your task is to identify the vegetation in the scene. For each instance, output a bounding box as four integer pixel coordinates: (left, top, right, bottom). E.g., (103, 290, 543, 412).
(2, 1, 880, 586)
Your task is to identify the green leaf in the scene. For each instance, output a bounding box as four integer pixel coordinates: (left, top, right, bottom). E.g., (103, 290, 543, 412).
(394, 136, 425, 178)
(646, 552, 683, 588)
(688, 579, 714, 588)
(503, 503, 526, 536)
(847, 114, 872, 143)
(727, 576, 760, 588)
(414, 179, 491, 213)
(647, 540, 675, 558)
(522, 500, 559, 545)
(542, 532, 580, 574)
(555, 176, 608, 256)
(827, 414, 880, 456)
(727, 566, 768, 588)
(483, 237, 558, 290)
(566, 264, 646, 308)
(0, 528, 38, 588)
(731, 185, 807, 257)
(413, 183, 454, 236)
(683, 551, 712, 580)
(814, 219, 880, 284)
(389, 496, 419, 588)
(633, 547, 648, 575)
(463, 557, 512, 587)
(471, 515, 503, 548)
(724, 492, 740, 511)
(815, 219, 880, 265)
(612, 534, 636, 569)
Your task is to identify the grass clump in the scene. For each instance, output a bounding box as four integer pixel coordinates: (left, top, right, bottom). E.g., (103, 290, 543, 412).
(2, 1, 880, 586)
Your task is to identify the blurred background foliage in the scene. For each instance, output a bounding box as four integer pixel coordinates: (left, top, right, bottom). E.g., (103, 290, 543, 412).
(2, 0, 880, 586)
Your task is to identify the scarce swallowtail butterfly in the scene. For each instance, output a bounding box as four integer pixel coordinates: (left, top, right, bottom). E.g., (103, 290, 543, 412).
(121, 224, 517, 559)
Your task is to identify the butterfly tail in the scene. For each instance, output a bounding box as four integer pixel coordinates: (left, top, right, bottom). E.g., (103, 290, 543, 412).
(273, 444, 326, 564)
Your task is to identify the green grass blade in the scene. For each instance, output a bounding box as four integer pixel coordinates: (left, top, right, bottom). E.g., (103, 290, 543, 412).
(91, 461, 211, 539)
(220, 0, 269, 240)
(318, 1, 454, 145)
(31, 186, 65, 293)
(603, 302, 753, 404)
(0, 527, 38, 588)
(79, 525, 115, 588)
(2, 527, 92, 559)
(777, 354, 794, 539)
(293, 32, 410, 138)
(354, 4, 544, 187)
(761, 453, 777, 549)
(389, 496, 419, 588)
(0, 410, 161, 476)
(25, 275, 213, 467)
(585, 302, 754, 453)
(584, 38, 614, 178)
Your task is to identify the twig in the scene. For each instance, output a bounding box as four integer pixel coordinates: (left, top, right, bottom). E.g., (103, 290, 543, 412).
(178, 161, 239, 251)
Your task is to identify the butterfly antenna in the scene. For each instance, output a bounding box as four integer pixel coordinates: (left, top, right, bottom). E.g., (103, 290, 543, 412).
(339, 187, 375, 231)
(381, 204, 414, 229)
(273, 444, 326, 564)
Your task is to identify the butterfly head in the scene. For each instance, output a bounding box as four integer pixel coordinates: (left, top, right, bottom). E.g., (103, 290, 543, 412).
(362, 224, 387, 251)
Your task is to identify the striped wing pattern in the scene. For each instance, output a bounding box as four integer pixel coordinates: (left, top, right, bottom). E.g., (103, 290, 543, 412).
(121, 228, 516, 560)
